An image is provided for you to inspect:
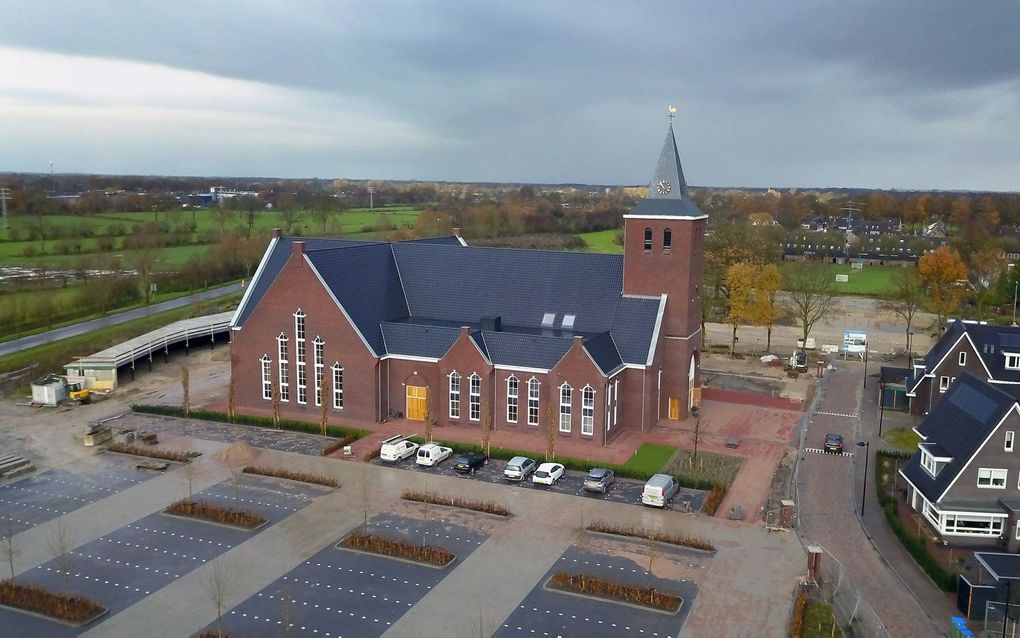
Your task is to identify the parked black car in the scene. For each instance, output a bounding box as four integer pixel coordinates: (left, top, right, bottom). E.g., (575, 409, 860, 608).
(583, 468, 616, 493)
(453, 452, 487, 475)
(824, 433, 844, 454)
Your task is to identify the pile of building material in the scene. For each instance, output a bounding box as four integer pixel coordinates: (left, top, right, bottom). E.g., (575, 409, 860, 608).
(0, 454, 34, 479)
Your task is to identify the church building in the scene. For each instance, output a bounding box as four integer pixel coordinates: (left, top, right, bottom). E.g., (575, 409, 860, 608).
(228, 122, 706, 446)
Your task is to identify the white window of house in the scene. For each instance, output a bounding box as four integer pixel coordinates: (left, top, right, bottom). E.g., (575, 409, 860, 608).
(977, 468, 1008, 489)
(297, 361, 307, 404)
(612, 379, 619, 429)
(277, 334, 289, 402)
(959, 352, 966, 366)
(1016, 521, 1020, 541)
(313, 337, 324, 406)
(331, 362, 343, 409)
(561, 314, 576, 329)
(541, 313, 556, 327)
(506, 376, 519, 423)
(939, 376, 950, 393)
(449, 372, 461, 419)
(260, 355, 272, 400)
(294, 309, 306, 357)
(1008, 431, 1015, 453)
(469, 373, 481, 421)
(921, 450, 938, 477)
(1007, 354, 1020, 370)
(528, 378, 540, 426)
(581, 385, 595, 436)
(943, 513, 1005, 536)
(559, 383, 572, 433)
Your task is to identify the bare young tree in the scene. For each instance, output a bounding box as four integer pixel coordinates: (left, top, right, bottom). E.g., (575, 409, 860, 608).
(878, 268, 926, 355)
(47, 519, 75, 595)
(424, 387, 437, 443)
(1, 522, 21, 581)
(691, 413, 706, 464)
(184, 461, 196, 500)
(279, 208, 302, 235)
(227, 374, 236, 423)
(544, 400, 557, 462)
(319, 373, 329, 437)
(278, 584, 295, 633)
(357, 466, 374, 527)
(202, 559, 238, 638)
(181, 366, 191, 417)
(272, 383, 282, 429)
(782, 265, 837, 345)
(420, 478, 432, 549)
(480, 398, 493, 457)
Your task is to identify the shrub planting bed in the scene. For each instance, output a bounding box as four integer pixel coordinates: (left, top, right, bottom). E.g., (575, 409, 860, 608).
(164, 499, 267, 530)
(131, 404, 370, 441)
(702, 487, 726, 516)
(106, 443, 194, 463)
(665, 450, 742, 490)
(321, 434, 358, 456)
(339, 532, 454, 567)
(0, 580, 106, 625)
(547, 571, 681, 614)
(402, 490, 511, 517)
(242, 465, 339, 488)
(587, 521, 714, 552)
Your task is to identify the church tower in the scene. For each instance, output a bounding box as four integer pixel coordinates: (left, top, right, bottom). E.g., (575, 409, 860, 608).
(623, 115, 705, 419)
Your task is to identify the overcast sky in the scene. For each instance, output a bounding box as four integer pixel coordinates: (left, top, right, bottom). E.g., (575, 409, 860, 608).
(1, 1, 1018, 191)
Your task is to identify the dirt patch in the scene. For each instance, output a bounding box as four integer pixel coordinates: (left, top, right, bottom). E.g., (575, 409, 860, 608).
(762, 447, 799, 524)
(702, 372, 782, 396)
(215, 440, 262, 468)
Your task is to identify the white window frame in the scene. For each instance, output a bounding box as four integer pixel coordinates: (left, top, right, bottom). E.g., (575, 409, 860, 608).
(469, 373, 481, 422)
(1008, 430, 1015, 453)
(331, 362, 343, 409)
(958, 351, 966, 366)
(1016, 520, 1020, 541)
(506, 375, 519, 424)
(977, 468, 1007, 489)
(561, 314, 576, 329)
(581, 385, 595, 436)
(296, 360, 307, 405)
(260, 354, 272, 400)
(277, 333, 289, 402)
(939, 376, 950, 393)
(449, 371, 461, 419)
(313, 337, 325, 407)
(921, 450, 938, 477)
(1007, 354, 1020, 370)
(527, 378, 540, 426)
(559, 383, 572, 433)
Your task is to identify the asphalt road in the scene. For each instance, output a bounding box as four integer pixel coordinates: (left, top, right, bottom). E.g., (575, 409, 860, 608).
(0, 283, 242, 357)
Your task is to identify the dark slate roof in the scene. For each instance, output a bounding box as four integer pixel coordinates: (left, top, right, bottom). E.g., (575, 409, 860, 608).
(909, 320, 967, 392)
(380, 323, 460, 359)
(233, 236, 374, 327)
(584, 332, 624, 375)
(901, 372, 1016, 502)
(306, 244, 410, 355)
(629, 124, 705, 219)
(612, 296, 661, 364)
(479, 332, 574, 370)
(975, 553, 1020, 582)
(399, 235, 465, 246)
(954, 321, 1020, 383)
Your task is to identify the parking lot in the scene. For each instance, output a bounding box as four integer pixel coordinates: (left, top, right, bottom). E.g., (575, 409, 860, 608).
(130, 413, 331, 456)
(0, 474, 329, 637)
(494, 543, 698, 638)
(197, 513, 489, 637)
(0, 453, 159, 535)
(373, 454, 707, 513)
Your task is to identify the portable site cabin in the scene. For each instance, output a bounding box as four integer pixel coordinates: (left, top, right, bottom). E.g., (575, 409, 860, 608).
(31, 375, 68, 407)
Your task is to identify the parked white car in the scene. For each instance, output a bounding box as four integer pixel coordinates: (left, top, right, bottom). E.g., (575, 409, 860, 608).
(532, 463, 565, 485)
(379, 435, 418, 462)
(415, 443, 452, 467)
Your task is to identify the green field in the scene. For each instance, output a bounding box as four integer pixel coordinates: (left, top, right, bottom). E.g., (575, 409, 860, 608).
(785, 261, 900, 295)
(579, 229, 623, 253)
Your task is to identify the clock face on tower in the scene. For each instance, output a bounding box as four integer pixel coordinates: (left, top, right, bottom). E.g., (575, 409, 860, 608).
(655, 179, 672, 195)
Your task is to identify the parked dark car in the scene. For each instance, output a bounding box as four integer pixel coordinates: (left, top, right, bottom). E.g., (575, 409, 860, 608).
(453, 452, 487, 475)
(824, 433, 844, 454)
(583, 468, 616, 493)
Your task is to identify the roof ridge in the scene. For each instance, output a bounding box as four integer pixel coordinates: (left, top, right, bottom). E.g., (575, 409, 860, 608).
(389, 243, 411, 319)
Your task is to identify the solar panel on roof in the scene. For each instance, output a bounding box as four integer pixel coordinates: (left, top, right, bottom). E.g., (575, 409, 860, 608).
(999, 333, 1020, 349)
(948, 381, 1005, 424)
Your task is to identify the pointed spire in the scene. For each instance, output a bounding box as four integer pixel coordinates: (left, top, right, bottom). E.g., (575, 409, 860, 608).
(628, 118, 705, 219)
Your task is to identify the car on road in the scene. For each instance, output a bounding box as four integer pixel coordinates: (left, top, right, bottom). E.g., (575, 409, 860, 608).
(380, 435, 418, 463)
(532, 463, 565, 486)
(503, 456, 537, 481)
(583, 468, 615, 493)
(416, 443, 453, 467)
(453, 452, 487, 475)
(824, 433, 844, 454)
(641, 473, 679, 508)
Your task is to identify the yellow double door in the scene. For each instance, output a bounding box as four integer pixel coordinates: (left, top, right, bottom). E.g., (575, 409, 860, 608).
(406, 385, 427, 421)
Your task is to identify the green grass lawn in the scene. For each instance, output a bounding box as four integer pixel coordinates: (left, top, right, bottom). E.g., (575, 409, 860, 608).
(882, 427, 922, 453)
(801, 600, 844, 638)
(784, 261, 900, 295)
(579, 229, 622, 254)
(619, 443, 676, 476)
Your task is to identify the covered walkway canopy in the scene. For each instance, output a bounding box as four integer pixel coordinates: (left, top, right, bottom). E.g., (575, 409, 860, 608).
(64, 311, 232, 390)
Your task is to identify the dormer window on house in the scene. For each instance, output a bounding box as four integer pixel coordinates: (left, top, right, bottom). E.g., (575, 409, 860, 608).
(920, 447, 952, 478)
(1006, 353, 1020, 370)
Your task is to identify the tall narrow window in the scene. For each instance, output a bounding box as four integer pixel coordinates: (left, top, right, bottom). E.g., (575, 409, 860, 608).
(663, 228, 672, 252)
(313, 337, 325, 406)
(506, 376, 519, 423)
(294, 310, 306, 404)
(959, 352, 967, 366)
(581, 386, 595, 436)
(260, 355, 272, 400)
(559, 383, 572, 433)
(1007, 431, 1015, 453)
(528, 378, 540, 426)
(449, 371, 461, 419)
(469, 373, 481, 421)
(643, 227, 653, 252)
(332, 362, 343, 409)
(277, 334, 289, 401)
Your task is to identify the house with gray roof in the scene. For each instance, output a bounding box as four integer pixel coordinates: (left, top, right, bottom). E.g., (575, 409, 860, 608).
(900, 372, 1020, 549)
(227, 123, 705, 446)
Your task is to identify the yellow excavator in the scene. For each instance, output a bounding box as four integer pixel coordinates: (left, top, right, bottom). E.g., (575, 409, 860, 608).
(67, 381, 91, 405)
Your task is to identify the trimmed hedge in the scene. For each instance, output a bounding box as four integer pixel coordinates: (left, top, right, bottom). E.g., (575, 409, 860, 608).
(131, 404, 370, 441)
(875, 450, 956, 592)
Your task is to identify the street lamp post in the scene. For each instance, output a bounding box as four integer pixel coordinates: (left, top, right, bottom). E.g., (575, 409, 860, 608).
(879, 381, 886, 436)
(863, 345, 869, 389)
(856, 440, 870, 518)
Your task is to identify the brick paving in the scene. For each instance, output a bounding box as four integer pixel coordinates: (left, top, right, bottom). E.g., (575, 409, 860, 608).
(797, 362, 944, 637)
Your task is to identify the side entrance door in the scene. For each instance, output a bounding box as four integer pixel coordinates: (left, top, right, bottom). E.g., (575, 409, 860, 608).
(406, 385, 427, 421)
(668, 397, 680, 420)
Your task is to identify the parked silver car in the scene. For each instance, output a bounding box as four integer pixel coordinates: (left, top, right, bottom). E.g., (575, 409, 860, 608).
(503, 456, 537, 481)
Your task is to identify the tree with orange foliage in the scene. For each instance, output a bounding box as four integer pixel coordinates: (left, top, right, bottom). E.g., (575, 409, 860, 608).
(918, 246, 968, 330)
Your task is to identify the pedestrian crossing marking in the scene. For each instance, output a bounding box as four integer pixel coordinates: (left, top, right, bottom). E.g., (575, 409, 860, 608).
(803, 447, 853, 457)
(817, 411, 859, 418)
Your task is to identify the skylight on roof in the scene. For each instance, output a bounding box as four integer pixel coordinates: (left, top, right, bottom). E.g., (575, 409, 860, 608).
(541, 313, 556, 327)
(562, 314, 576, 329)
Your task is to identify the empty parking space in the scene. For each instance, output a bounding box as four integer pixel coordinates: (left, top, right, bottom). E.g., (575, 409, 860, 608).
(199, 513, 488, 637)
(0, 474, 329, 636)
(494, 544, 698, 638)
(0, 453, 159, 535)
(127, 413, 329, 455)
(374, 456, 706, 512)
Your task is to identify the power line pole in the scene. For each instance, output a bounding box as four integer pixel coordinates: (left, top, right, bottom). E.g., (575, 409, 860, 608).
(367, 185, 375, 210)
(0, 187, 10, 229)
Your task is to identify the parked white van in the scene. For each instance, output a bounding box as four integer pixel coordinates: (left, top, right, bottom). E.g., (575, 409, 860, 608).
(415, 443, 452, 467)
(379, 435, 418, 462)
(641, 473, 680, 508)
